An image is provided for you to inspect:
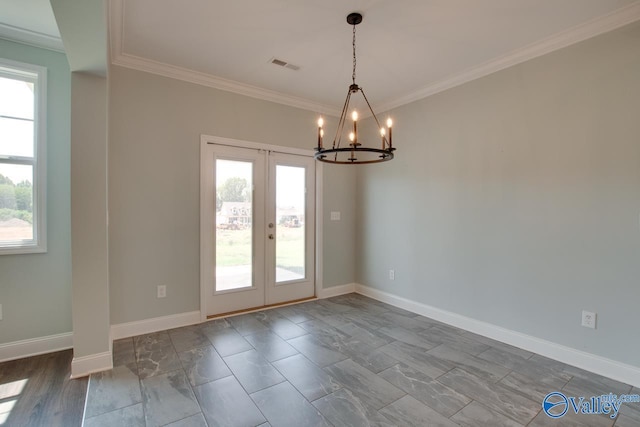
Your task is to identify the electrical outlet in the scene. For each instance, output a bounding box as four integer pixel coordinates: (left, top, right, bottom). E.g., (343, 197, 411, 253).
(157, 285, 167, 298)
(581, 310, 596, 329)
(389, 269, 395, 280)
(330, 211, 341, 221)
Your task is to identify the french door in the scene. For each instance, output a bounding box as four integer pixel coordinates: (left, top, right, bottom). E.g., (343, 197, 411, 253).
(201, 140, 315, 317)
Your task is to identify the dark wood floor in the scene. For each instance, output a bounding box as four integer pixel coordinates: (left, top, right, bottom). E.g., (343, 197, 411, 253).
(0, 350, 87, 427)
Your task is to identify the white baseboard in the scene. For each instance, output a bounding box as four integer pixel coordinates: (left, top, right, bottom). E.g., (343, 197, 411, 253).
(355, 284, 640, 388)
(0, 332, 73, 363)
(111, 311, 201, 340)
(71, 351, 113, 378)
(318, 283, 356, 299)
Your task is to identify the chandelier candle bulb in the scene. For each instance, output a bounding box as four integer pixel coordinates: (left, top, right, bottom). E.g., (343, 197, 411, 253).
(387, 118, 393, 148)
(380, 127, 386, 148)
(352, 111, 358, 145)
(317, 117, 324, 148)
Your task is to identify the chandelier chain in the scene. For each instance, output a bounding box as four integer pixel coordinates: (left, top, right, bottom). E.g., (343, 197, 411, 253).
(352, 24, 357, 85)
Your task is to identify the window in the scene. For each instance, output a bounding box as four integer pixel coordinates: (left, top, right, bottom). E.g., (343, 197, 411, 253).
(0, 59, 47, 254)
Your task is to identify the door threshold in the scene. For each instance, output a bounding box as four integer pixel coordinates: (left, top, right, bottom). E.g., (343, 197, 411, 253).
(206, 296, 317, 320)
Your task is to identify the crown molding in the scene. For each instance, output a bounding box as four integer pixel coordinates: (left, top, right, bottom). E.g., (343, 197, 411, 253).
(111, 53, 342, 116)
(109, 0, 640, 116)
(0, 23, 64, 53)
(376, 1, 640, 113)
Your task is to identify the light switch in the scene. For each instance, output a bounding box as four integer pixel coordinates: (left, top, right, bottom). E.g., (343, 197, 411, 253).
(330, 211, 341, 221)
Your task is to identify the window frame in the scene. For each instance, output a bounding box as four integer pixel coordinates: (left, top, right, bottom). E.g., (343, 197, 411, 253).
(0, 58, 47, 255)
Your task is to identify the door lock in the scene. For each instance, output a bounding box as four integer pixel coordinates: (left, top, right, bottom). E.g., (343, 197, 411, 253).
(268, 223, 274, 228)
(268, 234, 274, 240)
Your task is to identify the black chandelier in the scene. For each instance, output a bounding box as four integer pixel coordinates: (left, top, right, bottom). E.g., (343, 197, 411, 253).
(315, 12, 396, 164)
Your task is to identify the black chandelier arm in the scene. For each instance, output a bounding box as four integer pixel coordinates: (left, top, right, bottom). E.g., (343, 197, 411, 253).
(359, 87, 390, 149)
(333, 88, 353, 149)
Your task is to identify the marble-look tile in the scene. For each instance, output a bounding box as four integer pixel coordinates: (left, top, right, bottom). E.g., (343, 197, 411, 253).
(287, 334, 348, 367)
(438, 368, 539, 424)
(198, 317, 232, 334)
(85, 364, 142, 418)
(299, 318, 351, 340)
(271, 354, 342, 401)
(378, 340, 454, 379)
(420, 326, 491, 356)
(341, 310, 396, 330)
(133, 331, 173, 350)
(463, 333, 533, 360)
(112, 338, 137, 368)
(477, 346, 532, 370)
(178, 345, 231, 386)
(228, 313, 269, 336)
(499, 371, 564, 402)
(561, 366, 632, 396)
(305, 307, 352, 328)
(315, 298, 357, 313)
(412, 315, 449, 329)
(251, 381, 332, 427)
(378, 312, 430, 333)
(313, 388, 395, 427)
(378, 363, 471, 417)
(615, 414, 640, 427)
(378, 395, 460, 427)
(619, 400, 640, 422)
(83, 403, 145, 427)
(163, 412, 208, 427)
(346, 344, 400, 374)
(253, 311, 308, 340)
(479, 347, 569, 390)
(193, 376, 266, 427)
(223, 349, 285, 393)
(168, 325, 211, 352)
(274, 304, 315, 323)
(300, 321, 397, 373)
(323, 359, 405, 410)
(527, 407, 614, 427)
(377, 326, 438, 350)
(562, 373, 632, 399)
(335, 322, 394, 349)
(134, 331, 182, 379)
(451, 401, 524, 427)
(327, 295, 389, 315)
(140, 370, 200, 427)
(244, 330, 299, 362)
(204, 328, 253, 357)
(428, 344, 510, 382)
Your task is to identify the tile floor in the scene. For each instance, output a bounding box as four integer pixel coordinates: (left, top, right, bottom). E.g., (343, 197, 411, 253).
(82, 294, 638, 426)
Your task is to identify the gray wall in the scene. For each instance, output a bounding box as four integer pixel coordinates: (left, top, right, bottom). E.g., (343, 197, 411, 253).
(109, 66, 356, 324)
(0, 39, 72, 344)
(357, 24, 640, 366)
(356, 22, 640, 367)
(71, 72, 110, 358)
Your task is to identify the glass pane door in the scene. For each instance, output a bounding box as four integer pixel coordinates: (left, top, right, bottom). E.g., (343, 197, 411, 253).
(275, 165, 306, 283)
(266, 153, 315, 305)
(215, 159, 253, 291)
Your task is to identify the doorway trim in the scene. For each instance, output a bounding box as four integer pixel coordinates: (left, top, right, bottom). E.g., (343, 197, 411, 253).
(199, 135, 324, 321)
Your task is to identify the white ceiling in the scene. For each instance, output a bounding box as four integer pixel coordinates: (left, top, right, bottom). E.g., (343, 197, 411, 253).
(2, 0, 640, 114)
(0, 0, 63, 51)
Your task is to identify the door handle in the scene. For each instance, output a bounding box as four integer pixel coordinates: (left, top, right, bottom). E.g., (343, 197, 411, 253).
(268, 234, 274, 240)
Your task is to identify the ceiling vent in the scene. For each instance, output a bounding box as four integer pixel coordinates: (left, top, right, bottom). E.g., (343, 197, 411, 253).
(270, 58, 300, 71)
